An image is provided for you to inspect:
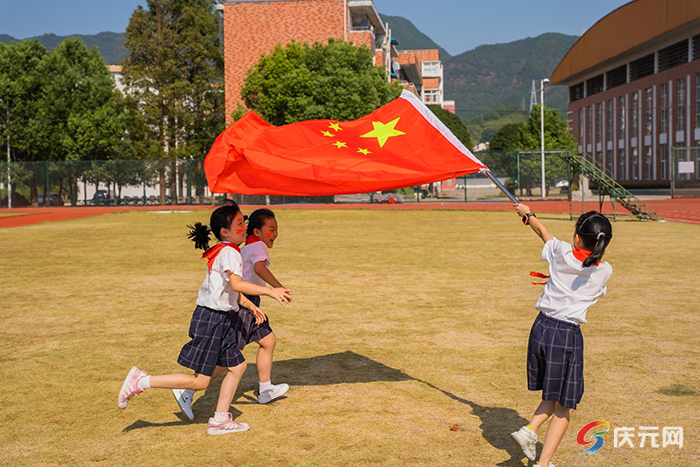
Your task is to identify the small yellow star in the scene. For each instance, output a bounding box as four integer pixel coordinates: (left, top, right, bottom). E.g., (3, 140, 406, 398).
(333, 141, 347, 149)
(329, 122, 342, 131)
(360, 117, 405, 147)
(357, 148, 372, 155)
(321, 130, 335, 137)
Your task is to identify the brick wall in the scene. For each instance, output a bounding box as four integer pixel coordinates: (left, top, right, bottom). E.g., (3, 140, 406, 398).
(223, 0, 346, 121)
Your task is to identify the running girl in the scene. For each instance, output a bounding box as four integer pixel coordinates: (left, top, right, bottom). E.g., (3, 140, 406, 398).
(118, 203, 293, 435)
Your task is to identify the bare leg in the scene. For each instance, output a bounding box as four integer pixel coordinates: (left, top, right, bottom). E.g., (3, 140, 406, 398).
(216, 361, 247, 413)
(255, 333, 276, 383)
(528, 400, 556, 432)
(150, 373, 211, 391)
(538, 402, 573, 466)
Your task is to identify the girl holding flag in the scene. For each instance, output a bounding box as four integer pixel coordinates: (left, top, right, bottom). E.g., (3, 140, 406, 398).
(509, 204, 613, 467)
(118, 203, 292, 435)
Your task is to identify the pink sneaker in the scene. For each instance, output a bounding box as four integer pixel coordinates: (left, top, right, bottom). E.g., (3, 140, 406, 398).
(206, 413, 250, 435)
(118, 366, 148, 409)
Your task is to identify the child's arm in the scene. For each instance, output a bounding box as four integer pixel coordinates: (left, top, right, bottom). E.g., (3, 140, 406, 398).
(237, 293, 267, 324)
(253, 261, 284, 288)
(227, 271, 293, 306)
(515, 203, 553, 244)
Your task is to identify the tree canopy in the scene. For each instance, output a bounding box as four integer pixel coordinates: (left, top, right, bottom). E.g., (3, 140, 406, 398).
(240, 39, 403, 125)
(427, 104, 473, 151)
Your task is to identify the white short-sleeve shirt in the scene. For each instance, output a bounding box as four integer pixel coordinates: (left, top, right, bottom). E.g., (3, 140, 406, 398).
(534, 237, 613, 324)
(241, 241, 270, 288)
(195, 244, 242, 311)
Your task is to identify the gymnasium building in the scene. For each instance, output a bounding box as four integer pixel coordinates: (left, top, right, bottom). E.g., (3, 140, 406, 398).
(552, 0, 700, 187)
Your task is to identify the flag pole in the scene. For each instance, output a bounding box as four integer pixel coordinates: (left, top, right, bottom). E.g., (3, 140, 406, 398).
(484, 170, 519, 204)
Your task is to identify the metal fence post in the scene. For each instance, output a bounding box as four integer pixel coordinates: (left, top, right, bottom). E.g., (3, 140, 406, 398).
(670, 146, 675, 199)
(142, 160, 146, 205)
(45, 160, 50, 206)
(188, 157, 193, 204)
(93, 160, 98, 205)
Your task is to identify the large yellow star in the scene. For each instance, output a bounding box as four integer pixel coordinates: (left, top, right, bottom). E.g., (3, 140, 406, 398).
(360, 117, 405, 147)
(329, 122, 342, 131)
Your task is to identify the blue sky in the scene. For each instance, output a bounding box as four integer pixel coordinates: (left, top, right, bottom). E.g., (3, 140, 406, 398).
(0, 0, 631, 55)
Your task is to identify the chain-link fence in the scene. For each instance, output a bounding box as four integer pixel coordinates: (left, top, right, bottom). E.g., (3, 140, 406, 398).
(670, 147, 700, 198)
(0, 152, 577, 208)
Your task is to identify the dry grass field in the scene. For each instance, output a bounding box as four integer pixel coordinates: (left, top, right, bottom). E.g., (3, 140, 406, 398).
(0, 208, 698, 466)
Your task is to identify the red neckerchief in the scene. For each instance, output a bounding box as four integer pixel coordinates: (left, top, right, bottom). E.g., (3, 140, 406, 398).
(245, 234, 262, 245)
(202, 242, 240, 273)
(530, 247, 600, 285)
(572, 247, 600, 266)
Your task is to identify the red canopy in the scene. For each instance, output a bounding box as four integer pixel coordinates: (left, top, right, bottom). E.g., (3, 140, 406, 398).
(204, 90, 487, 196)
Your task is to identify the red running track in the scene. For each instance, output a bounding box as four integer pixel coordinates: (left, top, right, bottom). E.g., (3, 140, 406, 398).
(1, 198, 699, 229)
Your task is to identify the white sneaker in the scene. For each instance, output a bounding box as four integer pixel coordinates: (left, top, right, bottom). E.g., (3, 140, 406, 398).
(510, 425, 537, 461)
(534, 462, 555, 467)
(257, 383, 289, 404)
(172, 388, 195, 421)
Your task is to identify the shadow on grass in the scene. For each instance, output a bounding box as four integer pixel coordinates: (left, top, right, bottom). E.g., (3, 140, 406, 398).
(190, 351, 535, 465)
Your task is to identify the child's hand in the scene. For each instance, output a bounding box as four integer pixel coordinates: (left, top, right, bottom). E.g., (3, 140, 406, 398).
(249, 304, 267, 325)
(515, 203, 531, 217)
(269, 287, 294, 306)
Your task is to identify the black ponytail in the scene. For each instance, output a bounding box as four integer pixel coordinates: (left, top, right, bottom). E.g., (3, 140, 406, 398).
(187, 202, 242, 250)
(246, 208, 276, 236)
(575, 211, 613, 267)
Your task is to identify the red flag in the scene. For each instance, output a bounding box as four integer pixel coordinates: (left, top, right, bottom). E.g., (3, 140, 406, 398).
(205, 90, 487, 196)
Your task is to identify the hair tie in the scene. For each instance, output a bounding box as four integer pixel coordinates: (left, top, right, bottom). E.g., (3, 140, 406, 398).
(206, 226, 212, 232)
(597, 232, 605, 239)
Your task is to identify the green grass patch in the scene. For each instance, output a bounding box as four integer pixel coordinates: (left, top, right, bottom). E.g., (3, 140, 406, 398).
(658, 384, 698, 396)
(1, 209, 699, 466)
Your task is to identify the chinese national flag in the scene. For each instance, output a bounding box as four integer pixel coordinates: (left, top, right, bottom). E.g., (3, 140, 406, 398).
(204, 90, 487, 196)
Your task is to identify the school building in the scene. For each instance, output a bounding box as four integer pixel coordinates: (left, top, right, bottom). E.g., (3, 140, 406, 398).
(218, 0, 452, 122)
(552, 0, 700, 187)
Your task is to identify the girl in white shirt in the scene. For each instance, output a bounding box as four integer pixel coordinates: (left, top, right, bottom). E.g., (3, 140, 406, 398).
(510, 205, 613, 467)
(240, 208, 289, 404)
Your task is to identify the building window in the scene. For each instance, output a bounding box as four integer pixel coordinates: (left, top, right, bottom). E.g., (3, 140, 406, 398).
(645, 88, 652, 136)
(660, 144, 668, 179)
(596, 151, 603, 169)
(606, 64, 627, 89)
(632, 92, 638, 136)
(645, 146, 652, 180)
(607, 150, 614, 175)
(578, 108, 584, 147)
(606, 99, 613, 141)
(586, 74, 604, 96)
(596, 103, 602, 143)
(658, 39, 689, 72)
(586, 106, 592, 147)
(570, 83, 584, 102)
(423, 88, 441, 104)
(694, 34, 700, 61)
(696, 74, 700, 128)
(632, 147, 639, 180)
(629, 54, 654, 81)
(618, 96, 626, 140)
(677, 78, 685, 131)
(422, 61, 441, 78)
(618, 148, 626, 179)
(660, 83, 668, 130)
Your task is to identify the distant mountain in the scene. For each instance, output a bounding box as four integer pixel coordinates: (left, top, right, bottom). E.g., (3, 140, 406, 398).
(0, 32, 128, 65)
(379, 14, 451, 61)
(444, 33, 579, 120)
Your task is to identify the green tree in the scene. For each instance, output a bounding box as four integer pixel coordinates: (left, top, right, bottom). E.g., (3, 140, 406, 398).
(427, 104, 473, 151)
(240, 39, 403, 125)
(122, 0, 224, 203)
(33, 37, 125, 204)
(486, 106, 574, 196)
